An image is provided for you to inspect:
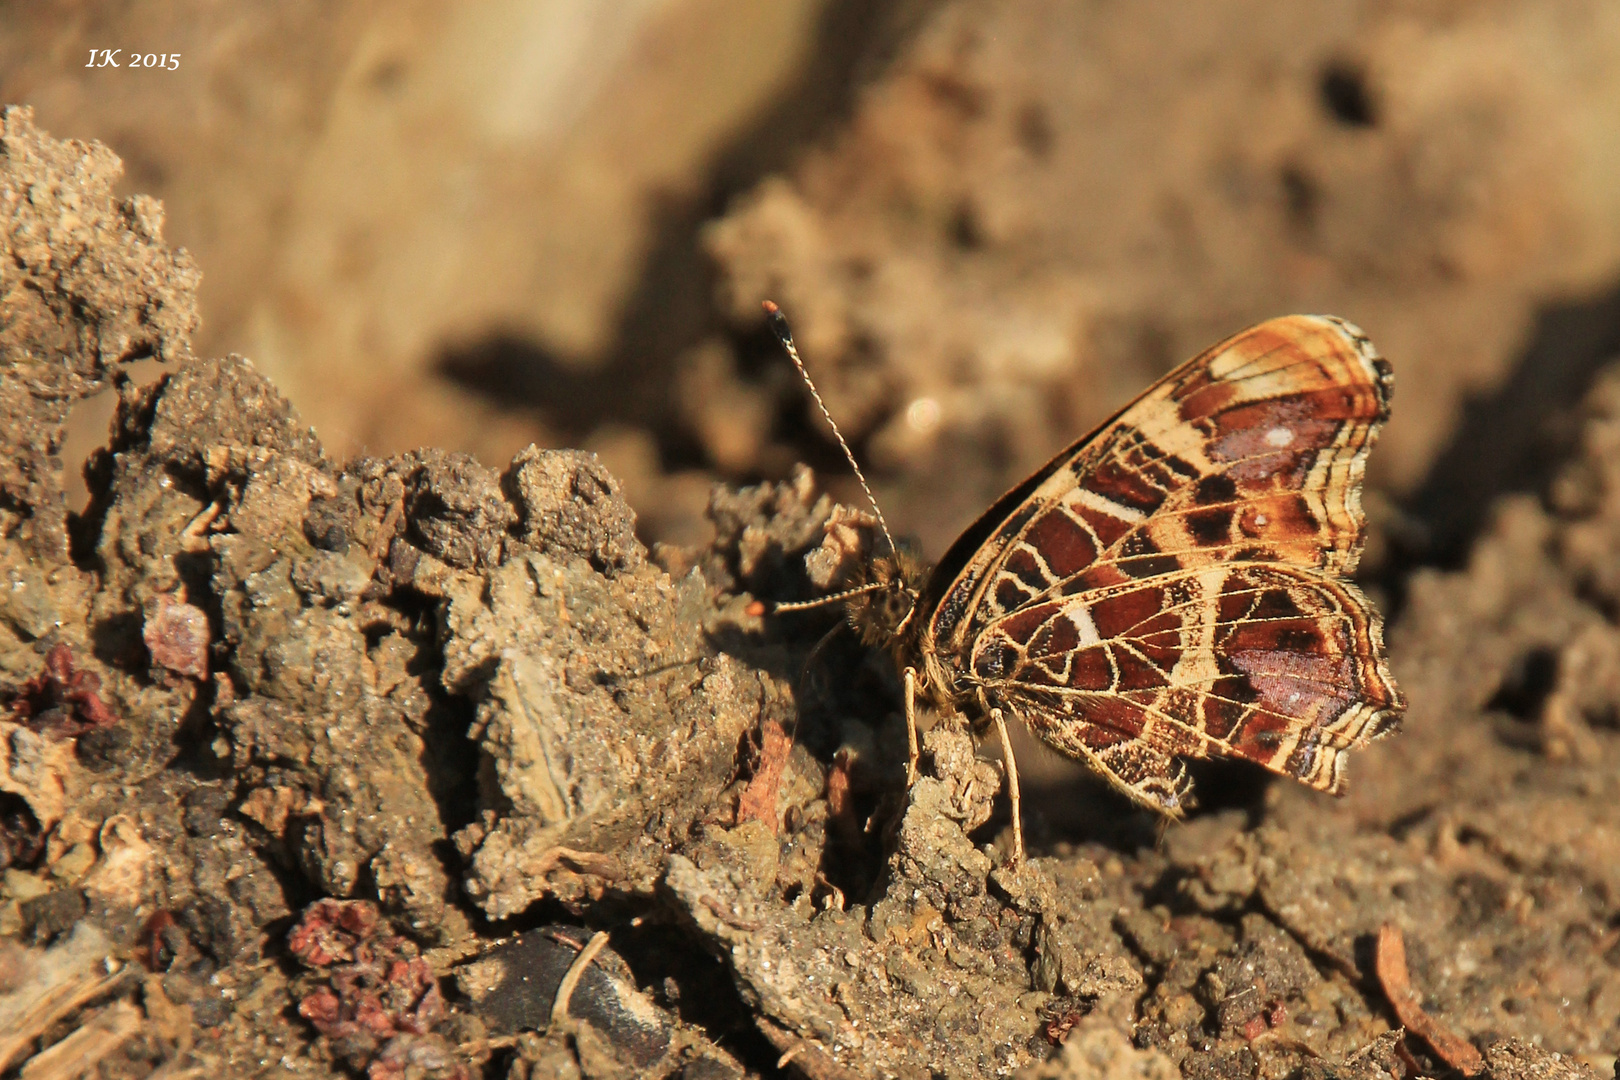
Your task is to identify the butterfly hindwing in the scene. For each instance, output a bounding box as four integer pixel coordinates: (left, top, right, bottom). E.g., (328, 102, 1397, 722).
(970, 563, 1398, 806)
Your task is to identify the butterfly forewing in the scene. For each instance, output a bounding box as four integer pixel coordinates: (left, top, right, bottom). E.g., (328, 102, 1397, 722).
(917, 315, 1403, 814)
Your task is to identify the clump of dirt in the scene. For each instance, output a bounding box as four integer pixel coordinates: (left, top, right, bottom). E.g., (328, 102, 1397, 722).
(439, 445, 784, 920)
(0, 106, 790, 1078)
(4, 83, 1620, 1080)
(0, 104, 198, 561)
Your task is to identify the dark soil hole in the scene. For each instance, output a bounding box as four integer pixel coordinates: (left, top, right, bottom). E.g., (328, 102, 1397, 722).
(1487, 646, 1560, 721)
(1318, 61, 1378, 127)
(390, 599, 484, 838)
(0, 793, 45, 871)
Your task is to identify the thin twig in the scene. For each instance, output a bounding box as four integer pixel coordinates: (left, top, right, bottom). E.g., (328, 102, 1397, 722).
(179, 502, 222, 553)
(549, 930, 610, 1029)
(1374, 924, 1483, 1076)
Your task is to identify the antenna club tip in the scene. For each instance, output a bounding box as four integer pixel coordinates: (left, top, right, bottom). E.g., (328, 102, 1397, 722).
(762, 299, 793, 347)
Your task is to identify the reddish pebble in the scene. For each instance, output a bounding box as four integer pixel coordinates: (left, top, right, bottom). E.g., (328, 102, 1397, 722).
(144, 594, 211, 679)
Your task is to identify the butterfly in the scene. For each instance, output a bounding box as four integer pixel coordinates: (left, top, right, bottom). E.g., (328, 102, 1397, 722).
(766, 304, 1404, 862)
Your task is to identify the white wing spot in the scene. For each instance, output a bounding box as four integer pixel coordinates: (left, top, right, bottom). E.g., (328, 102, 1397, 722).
(1072, 487, 1147, 524)
(1070, 604, 1102, 647)
(1255, 513, 1268, 526)
(1265, 426, 1295, 448)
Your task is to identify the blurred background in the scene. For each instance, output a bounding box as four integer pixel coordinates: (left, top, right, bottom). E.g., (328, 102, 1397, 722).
(6, 0, 1620, 572)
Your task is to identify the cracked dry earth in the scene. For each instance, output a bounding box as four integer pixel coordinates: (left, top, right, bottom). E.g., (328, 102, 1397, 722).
(2, 109, 1620, 1080)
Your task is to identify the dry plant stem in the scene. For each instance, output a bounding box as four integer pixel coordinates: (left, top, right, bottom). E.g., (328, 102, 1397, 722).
(755, 1016, 861, 1080)
(991, 708, 1024, 865)
(549, 930, 610, 1030)
(144, 1063, 207, 1080)
(1341, 1033, 1392, 1067)
(0, 943, 125, 1071)
(18, 1000, 142, 1080)
(1374, 924, 1484, 1076)
(904, 666, 920, 786)
(531, 846, 623, 880)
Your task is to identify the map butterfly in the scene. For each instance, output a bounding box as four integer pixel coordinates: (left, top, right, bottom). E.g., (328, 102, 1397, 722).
(767, 304, 1404, 861)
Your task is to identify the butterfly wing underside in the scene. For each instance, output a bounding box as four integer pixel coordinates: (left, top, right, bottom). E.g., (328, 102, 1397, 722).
(921, 315, 1404, 815)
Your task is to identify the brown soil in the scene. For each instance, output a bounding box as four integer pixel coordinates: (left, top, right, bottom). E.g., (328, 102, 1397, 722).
(3, 1, 1620, 1077)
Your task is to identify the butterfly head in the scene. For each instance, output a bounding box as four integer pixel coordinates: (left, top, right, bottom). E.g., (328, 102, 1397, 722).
(845, 547, 926, 650)
(764, 300, 925, 656)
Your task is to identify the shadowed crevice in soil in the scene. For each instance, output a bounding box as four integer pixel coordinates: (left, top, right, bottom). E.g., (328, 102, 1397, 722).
(1401, 278, 1620, 568)
(608, 921, 787, 1073)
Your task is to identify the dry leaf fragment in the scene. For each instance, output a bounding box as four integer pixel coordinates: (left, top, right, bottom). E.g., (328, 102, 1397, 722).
(735, 717, 791, 834)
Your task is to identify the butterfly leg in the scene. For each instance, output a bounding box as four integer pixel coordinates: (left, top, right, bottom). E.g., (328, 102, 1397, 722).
(990, 708, 1025, 866)
(904, 666, 919, 787)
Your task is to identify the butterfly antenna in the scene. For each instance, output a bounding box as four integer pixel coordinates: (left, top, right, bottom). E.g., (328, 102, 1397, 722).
(764, 300, 899, 558)
(773, 580, 888, 613)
